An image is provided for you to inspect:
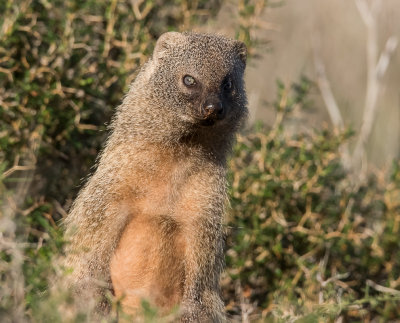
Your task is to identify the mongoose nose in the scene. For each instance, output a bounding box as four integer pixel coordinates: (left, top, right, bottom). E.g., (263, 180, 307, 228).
(202, 100, 224, 120)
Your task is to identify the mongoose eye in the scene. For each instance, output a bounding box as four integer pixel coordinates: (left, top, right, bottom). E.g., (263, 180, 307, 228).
(183, 75, 196, 87)
(223, 79, 233, 92)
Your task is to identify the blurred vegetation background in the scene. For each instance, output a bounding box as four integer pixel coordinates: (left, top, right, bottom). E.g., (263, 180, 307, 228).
(1, 0, 399, 322)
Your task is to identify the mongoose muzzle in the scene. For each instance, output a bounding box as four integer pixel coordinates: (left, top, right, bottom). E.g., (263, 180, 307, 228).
(200, 95, 225, 126)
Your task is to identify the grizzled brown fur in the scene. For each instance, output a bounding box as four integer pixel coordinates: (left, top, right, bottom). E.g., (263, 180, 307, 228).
(64, 32, 247, 321)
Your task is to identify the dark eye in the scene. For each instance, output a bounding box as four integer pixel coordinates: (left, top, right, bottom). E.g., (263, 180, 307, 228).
(223, 79, 233, 92)
(183, 75, 196, 87)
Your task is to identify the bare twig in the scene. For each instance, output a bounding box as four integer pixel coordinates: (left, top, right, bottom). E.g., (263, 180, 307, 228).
(352, 0, 397, 181)
(367, 279, 400, 295)
(376, 36, 398, 80)
(312, 44, 344, 131)
(314, 0, 398, 181)
(352, 0, 381, 179)
(2, 165, 36, 178)
(0, 0, 32, 41)
(235, 280, 254, 323)
(312, 39, 352, 168)
(103, 0, 118, 58)
(130, 0, 153, 21)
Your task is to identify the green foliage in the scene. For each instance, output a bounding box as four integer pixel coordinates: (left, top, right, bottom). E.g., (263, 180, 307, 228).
(0, 0, 223, 201)
(236, 0, 270, 53)
(1, 0, 399, 321)
(224, 80, 400, 321)
(0, 0, 226, 321)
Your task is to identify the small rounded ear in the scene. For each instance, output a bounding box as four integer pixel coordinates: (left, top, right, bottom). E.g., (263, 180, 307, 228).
(153, 32, 186, 62)
(233, 40, 247, 66)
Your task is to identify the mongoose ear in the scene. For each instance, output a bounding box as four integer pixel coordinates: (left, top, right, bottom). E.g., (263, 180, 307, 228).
(233, 40, 247, 67)
(153, 32, 186, 62)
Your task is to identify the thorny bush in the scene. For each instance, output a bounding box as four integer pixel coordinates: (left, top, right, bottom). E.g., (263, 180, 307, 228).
(1, 0, 399, 321)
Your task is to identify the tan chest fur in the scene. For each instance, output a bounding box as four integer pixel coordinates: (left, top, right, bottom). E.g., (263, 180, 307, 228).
(109, 146, 211, 314)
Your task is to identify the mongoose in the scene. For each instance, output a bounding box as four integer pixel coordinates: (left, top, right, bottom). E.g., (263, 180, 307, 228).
(64, 31, 247, 321)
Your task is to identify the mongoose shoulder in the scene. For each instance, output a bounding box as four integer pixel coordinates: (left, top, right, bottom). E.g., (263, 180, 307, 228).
(64, 31, 247, 322)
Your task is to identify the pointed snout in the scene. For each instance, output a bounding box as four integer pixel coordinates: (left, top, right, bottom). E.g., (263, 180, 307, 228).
(201, 97, 225, 121)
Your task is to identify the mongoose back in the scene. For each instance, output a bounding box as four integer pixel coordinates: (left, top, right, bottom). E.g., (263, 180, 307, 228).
(64, 31, 247, 321)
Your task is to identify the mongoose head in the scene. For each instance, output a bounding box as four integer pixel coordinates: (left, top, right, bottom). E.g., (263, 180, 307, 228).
(146, 32, 247, 132)
(117, 32, 248, 146)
